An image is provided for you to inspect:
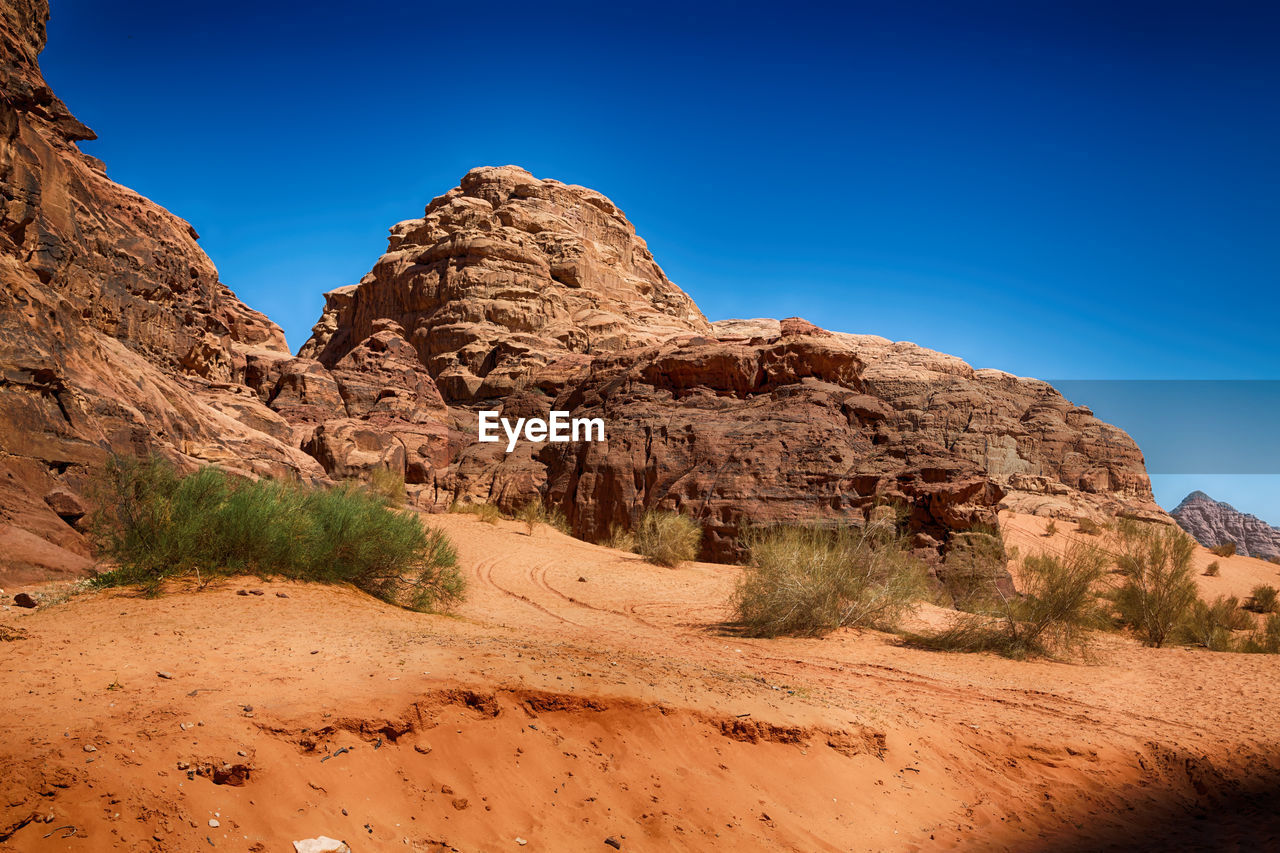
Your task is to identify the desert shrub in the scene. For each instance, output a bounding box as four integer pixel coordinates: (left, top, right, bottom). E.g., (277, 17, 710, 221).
(1204, 561, 1221, 577)
(366, 467, 406, 505)
(89, 455, 463, 611)
(1111, 523, 1199, 647)
(732, 524, 925, 638)
(937, 527, 1012, 612)
(603, 523, 636, 553)
(635, 510, 701, 567)
(515, 500, 571, 535)
(1210, 542, 1238, 558)
(450, 500, 503, 524)
(1237, 614, 1280, 654)
(1044, 520, 1058, 537)
(1249, 584, 1279, 614)
(910, 544, 1109, 659)
(1076, 517, 1103, 536)
(1178, 596, 1252, 651)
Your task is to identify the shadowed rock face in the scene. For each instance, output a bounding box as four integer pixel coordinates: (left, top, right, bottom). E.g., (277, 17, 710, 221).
(1172, 491, 1280, 559)
(0, 0, 323, 582)
(0, 1, 1163, 578)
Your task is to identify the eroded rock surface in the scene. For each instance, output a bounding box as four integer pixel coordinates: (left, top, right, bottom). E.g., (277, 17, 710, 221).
(0, 0, 323, 581)
(1172, 491, 1280, 559)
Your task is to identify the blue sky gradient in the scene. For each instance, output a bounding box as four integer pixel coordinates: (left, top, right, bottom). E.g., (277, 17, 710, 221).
(40, 1, 1280, 522)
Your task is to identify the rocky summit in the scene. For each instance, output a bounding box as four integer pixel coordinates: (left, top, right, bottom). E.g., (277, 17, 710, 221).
(1172, 491, 1280, 560)
(0, 0, 1163, 582)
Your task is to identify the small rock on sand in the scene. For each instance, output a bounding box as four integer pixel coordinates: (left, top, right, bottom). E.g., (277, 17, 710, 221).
(13, 593, 37, 608)
(605, 837, 622, 849)
(292, 837, 351, 853)
(157, 671, 173, 679)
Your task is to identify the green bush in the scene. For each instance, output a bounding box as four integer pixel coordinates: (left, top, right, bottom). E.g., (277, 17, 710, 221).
(1210, 542, 1238, 558)
(1249, 584, 1279, 614)
(635, 510, 701, 567)
(603, 523, 636, 553)
(731, 524, 925, 638)
(910, 544, 1109, 660)
(1111, 523, 1199, 647)
(89, 456, 463, 611)
(1178, 596, 1252, 651)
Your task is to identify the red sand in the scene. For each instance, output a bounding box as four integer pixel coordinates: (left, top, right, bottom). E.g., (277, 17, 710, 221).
(3, 512, 1280, 851)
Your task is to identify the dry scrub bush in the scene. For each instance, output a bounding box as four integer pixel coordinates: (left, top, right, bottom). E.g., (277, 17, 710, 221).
(1249, 584, 1279, 614)
(910, 543, 1109, 660)
(1210, 542, 1238, 558)
(635, 510, 701, 567)
(1204, 561, 1221, 577)
(516, 500, 571, 535)
(1111, 522, 1199, 647)
(1237, 614, 1280, 654)
(450, 500, 503, 524)
(1076, 517, 1103, 536)
(1044, 520, 1059, 537)
(90, 456, 463, 611)
(731, 523, 925, 638)
(1178, 595, 1253, 651)
(367, 466, 406, 505)
(603, 523, 636, 553)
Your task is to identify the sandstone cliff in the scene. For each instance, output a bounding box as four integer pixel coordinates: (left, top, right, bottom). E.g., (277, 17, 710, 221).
(297, 167, 1164, 561)
(1172, 491, 1280, 560)
(0, 0, 323, 582)
(1, 0, 1165, 581)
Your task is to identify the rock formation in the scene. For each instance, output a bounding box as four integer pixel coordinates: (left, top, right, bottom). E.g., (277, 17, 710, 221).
(1172, 491, 1280, 560)
(296, 167, 1164, 561)
(0, 0, 323, 582)
(0, 0, 1166, 581)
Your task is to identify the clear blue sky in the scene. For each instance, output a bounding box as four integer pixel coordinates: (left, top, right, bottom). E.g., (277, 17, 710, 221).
(41, 1, 1280, 524)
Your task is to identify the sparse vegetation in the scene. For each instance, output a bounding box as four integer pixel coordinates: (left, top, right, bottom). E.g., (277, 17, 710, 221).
(515, 499, 571, 535)
(1210, 542, 1238, 558)
(1076, 517, 1102, 536)
(603, 523, 636, 553)
(937, 526, 1012, 612)
(1111, 522, 1199, 647)
(89, 455, 463, 611)
(1178, 595, 1252, 651)
(1044, 520, 1058, 537)
(366, 466, 406, 505)
(450, 500, 503, 524)
(1204, 561, 1221, 577)
(1249, 584, 1279, 614)
(1237, 614, 1280, 654)
(732, 524, 925, 638)
(910, 543, 1109, 660)
(635, 510, 702, 567)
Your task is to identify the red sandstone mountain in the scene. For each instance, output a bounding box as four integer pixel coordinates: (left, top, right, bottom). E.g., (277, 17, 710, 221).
(0, 2, 1163, 583)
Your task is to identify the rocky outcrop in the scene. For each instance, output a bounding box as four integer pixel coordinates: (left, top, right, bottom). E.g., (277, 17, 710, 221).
(299, 165, 711, 401)
(1172, 491, 1280, 560)
(0, 0, 1165, 578)
(0, 0, 324, 582)
(303, 167, 1162, 561)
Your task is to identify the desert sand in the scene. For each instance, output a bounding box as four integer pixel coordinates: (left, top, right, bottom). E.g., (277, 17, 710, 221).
(3, 513, 1280, 852)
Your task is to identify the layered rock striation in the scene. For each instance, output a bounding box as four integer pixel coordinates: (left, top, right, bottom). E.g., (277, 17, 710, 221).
(1172, 491, 1280, 560)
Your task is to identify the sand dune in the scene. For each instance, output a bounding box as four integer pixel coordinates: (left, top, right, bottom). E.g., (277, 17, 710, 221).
(3, 514, 1280, 851)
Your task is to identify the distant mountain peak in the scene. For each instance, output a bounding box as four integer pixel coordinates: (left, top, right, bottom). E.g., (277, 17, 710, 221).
(1171, 491, 1280, 559)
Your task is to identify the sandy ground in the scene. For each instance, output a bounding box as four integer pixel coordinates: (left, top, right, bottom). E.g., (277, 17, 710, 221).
(3, 513, 1280, 852)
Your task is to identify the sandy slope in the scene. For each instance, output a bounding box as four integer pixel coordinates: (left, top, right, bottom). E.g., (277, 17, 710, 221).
(3, 514, 1280, 852)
